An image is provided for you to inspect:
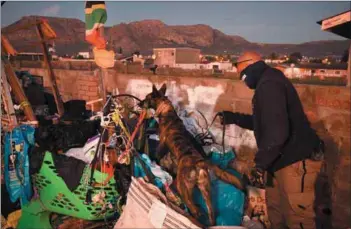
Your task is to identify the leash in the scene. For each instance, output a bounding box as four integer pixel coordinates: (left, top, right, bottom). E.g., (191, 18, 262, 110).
(195, 112, 226, 155)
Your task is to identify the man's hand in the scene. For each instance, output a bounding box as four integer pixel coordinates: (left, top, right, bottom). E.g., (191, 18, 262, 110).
(247, 167, 265, 189)
(217, 111, 236, 125)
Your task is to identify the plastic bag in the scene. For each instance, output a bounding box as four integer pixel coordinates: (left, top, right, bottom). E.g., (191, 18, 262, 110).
(133, 153, 173, 189)
(193, 148, 245, 226)
(4, 125, 35, 205)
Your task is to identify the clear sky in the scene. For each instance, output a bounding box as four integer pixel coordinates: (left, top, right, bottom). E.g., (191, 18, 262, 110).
(1, 1, 350, 44)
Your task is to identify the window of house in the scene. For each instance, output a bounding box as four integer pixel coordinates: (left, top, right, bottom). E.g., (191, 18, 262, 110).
(311, 70, 316, 74)
(320, 70, 325, 73)
(171, 52, 174, 56)
(335, 71, 340, 74)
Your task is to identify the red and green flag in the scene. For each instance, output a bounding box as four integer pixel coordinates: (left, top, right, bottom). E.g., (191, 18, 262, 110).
(85, 1, 107, 49)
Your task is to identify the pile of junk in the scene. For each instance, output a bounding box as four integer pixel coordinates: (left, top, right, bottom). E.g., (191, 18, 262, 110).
(1, 21, 270, 229)
(1, 70, 270, 229)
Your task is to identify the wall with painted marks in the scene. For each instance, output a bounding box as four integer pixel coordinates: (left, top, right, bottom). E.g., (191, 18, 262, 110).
(121, 76, 257, 154)
(21, 66, 351, 228)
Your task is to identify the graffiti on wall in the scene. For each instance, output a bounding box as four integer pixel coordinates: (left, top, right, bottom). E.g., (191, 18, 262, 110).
(123, 78, 257, 151)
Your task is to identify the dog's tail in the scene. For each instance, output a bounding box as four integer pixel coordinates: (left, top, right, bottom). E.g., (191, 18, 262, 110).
(209, 164, 245, 191)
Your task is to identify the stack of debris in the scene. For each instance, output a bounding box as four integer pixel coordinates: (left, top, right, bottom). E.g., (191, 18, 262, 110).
(1, 81, 269, 229)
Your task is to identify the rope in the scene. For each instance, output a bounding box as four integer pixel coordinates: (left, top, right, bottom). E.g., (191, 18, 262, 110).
(19, 101, 30, 109)
(117, 110, 147, 162)
(111, 109, 130, 139)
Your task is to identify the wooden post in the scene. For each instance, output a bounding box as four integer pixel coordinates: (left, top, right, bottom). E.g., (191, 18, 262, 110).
(1, 63, 18, 127)
(35, 23, 65, 116)
(2, 60, 37, 122)
(1, 35, 37, 123)
(99, 68, 107, 105)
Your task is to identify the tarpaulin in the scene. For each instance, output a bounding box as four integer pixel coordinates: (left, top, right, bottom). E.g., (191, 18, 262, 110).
(193, 148, 245, 226)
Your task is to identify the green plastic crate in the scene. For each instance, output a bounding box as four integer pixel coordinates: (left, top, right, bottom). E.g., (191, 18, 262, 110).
(18, 151, 119, 229)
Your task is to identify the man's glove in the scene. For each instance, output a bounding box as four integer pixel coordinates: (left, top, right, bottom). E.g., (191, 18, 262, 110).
(248, 167, 265, 189)
(217, 111, 237, 125)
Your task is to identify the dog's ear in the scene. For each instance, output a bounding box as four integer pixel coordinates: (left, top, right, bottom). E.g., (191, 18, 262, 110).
(159, 83, 167, 96)
(152, 84, 159, 96)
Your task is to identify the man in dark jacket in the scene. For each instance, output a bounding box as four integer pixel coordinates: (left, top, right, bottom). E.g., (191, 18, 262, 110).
(219, 51, 324, 229)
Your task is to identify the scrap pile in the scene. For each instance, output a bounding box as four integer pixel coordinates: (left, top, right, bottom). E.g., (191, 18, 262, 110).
(1, 2, 270, 228)
(1, 77, 268, 229)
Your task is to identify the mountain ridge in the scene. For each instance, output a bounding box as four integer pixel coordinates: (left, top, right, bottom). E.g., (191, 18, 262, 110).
(2, 15, 349, 57)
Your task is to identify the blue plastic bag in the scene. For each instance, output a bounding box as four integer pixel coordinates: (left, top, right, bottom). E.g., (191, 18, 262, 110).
(193, 148, 245, 226)
(4, 125, 35, 205)
(133, 153, 173, 189)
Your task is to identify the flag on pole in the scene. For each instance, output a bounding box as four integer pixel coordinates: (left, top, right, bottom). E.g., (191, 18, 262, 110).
(85, 1, 107, 49)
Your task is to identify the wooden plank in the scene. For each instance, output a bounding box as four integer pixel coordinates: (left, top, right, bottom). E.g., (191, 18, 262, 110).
(1, 35, 17, 55)
(1, 64, 18, 128)
(35, 23, 65, 116)
(99, 68, 107, 105)
(1, 50, 37, 122)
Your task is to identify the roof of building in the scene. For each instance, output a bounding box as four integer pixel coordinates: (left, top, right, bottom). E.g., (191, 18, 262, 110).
(317, 10, 351, 39)
(153, 47, 201, 51)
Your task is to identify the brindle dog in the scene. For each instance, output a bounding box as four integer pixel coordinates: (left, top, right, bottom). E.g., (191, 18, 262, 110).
(139, 84, 244, 226)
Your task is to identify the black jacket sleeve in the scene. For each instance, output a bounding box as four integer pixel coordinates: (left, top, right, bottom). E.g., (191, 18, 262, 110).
(254, 81, 289, 170)
(221, 111, 254, 130)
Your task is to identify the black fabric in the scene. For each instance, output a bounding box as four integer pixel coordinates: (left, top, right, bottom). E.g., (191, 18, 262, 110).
(29, 145, 47, 175)
(85, 1, 105, 8)
(30, 143, 87, 191)
(61, 100, 90, 121)
(240, 61, 266, 89)
(1, 184, 21, 218)
(44, 92, 58, 115)
(35, 120, 100, 153)
(51, 153, 86, 191)
(114, 163, 132, 205)
(24, 84, 46, 106)
(31, 120, 100, 190)
(219, 111, 254, 130)
(223, 61, 321, 172)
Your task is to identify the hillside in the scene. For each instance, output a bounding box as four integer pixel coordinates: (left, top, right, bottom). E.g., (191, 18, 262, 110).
(2, 16, 349, 57)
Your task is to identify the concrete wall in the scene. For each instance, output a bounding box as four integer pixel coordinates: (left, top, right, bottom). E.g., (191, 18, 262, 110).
(153, 49, 176, 67)
(21, 65, 350, 228)
(175, 48, 201, 64)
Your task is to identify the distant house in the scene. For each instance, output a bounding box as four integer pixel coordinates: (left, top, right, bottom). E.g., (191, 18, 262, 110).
(274, 63, 348, 79)
(78, 52, 91, 59)
(204, 61, 236, 72)
(264, 59, 286, 64)
(153, 48, 201, 68)
(119, 54, 145, 65)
